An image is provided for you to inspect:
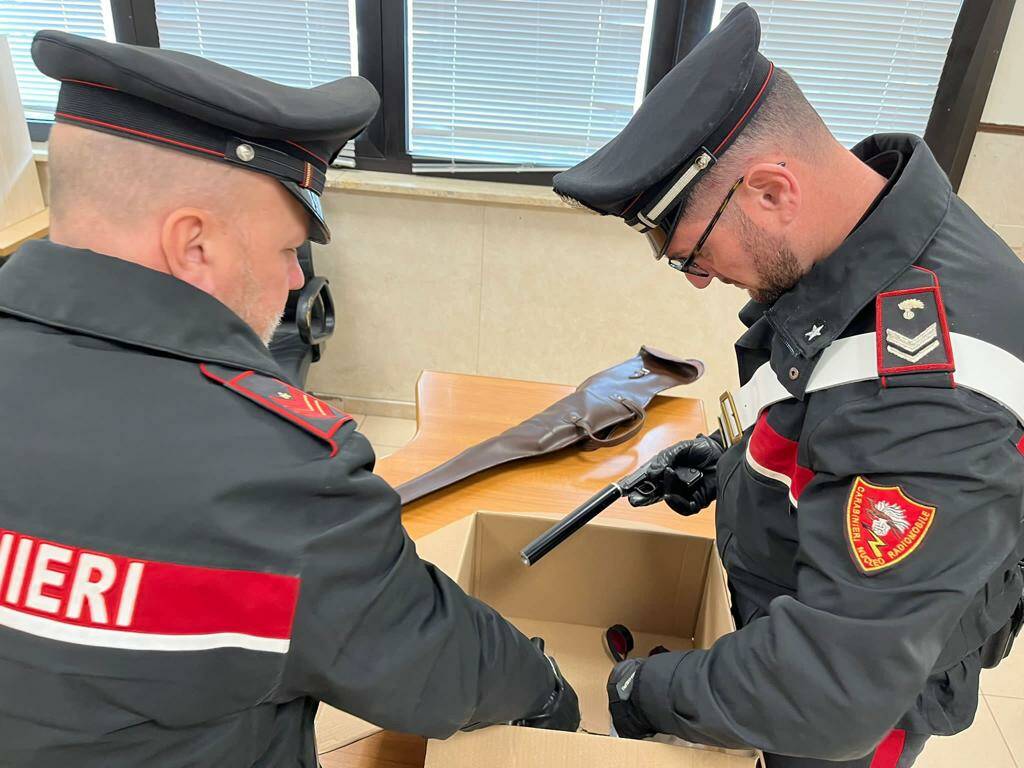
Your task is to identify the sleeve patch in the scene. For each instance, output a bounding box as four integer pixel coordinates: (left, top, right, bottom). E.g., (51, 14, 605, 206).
(846, 477, 936, 575)
(200, 363, 353, 456)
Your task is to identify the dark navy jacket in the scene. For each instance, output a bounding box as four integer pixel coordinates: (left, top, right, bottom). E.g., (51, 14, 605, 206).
(635, 135, 1024, 760)
(0, 242, 553, 766)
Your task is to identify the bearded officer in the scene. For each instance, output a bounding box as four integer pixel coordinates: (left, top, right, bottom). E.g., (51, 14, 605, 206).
(0, 32, 579, 766)
(554, 4, 1024, 767)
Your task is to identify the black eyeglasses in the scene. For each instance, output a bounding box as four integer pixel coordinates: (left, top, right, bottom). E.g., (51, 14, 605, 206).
(655, 161, 784, 278)
(657, 176, 744, 278)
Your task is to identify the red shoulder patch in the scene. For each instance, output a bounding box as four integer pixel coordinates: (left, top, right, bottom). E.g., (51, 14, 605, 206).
(875, 266, 955, 383)
(200, 364, 353, 456)
(846, 477, 936, 574)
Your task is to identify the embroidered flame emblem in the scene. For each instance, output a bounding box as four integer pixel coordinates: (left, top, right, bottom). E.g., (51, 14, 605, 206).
(846, 477, 936, 574)
(897, 298, 925, 319)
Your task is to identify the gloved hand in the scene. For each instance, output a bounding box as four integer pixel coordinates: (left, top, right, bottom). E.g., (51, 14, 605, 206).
(515, 646, 581, 732)
(462, 639, 580, 733)
(627, 434, 723, 516)
(607, 658, 656, 740)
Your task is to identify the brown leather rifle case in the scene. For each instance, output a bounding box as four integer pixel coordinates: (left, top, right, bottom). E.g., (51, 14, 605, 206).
(396, 347, 703, 505)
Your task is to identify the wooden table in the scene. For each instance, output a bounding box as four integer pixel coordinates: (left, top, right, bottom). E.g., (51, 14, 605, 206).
(0, 209, 49, 257)
(320, 371, 711, 768)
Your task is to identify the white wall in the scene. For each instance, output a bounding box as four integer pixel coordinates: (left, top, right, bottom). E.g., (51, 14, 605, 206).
(307, 188, 747, 419)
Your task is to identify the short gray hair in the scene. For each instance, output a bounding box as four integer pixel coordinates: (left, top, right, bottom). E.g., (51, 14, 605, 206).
(48, 123, 238, 227)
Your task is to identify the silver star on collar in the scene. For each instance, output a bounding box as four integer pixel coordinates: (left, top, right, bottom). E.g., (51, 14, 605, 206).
(805, 324, 824, 341)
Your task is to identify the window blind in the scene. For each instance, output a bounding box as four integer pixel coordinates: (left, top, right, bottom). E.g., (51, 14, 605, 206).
(1, 1, 113, 121)
(154, 0, 358, 164)
(154, 0, 357, 88)
(718, 0, 963, 147)
(407, 0, 655, 171)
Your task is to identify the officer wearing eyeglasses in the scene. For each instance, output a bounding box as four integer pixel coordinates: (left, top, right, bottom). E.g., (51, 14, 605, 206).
(556, 4, 1024, 768)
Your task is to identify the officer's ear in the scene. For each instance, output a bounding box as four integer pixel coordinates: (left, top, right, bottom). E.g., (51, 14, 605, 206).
(161, 207, 219, 295)
(743, 162, 799, 226)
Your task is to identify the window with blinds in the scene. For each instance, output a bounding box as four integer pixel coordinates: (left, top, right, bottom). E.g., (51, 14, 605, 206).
(1, 0, 113, 121)
(407, 0, 656, 171)
(154, 0, 357, 88)
(718, 0, 963, 147)
(154, 0, 358, 164)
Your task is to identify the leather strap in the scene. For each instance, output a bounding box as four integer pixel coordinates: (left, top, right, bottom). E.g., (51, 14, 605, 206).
(578, 397, 646, 450)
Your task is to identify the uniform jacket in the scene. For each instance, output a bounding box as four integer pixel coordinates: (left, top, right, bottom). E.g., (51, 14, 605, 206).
(0, 243, 553, 766)
(634, 134, 1024, 760)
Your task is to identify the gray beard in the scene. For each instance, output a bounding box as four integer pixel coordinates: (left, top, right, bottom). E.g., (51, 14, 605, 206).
(259, 313, 284, 348)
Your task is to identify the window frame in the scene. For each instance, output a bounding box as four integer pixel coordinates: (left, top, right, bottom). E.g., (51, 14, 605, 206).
(18, 0, 1012, 190)
(923, 0, 1017, 191)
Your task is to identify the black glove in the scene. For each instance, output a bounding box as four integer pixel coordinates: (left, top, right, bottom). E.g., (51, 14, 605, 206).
(515, 648, 581, 732)
(607, 658, 656, 740)
(627, 434, 723, 516)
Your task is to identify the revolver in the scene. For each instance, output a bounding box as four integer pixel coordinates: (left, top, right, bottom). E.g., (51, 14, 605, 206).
(520, 444, 701, 566)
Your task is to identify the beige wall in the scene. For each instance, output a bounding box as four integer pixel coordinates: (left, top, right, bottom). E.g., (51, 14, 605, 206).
(958, 2, 1024, 253)
(307, 189, 747, 421)
(28, 5, 1022, 422)
(981, 2, 1024, 127)
(310, 4, 1024, 414)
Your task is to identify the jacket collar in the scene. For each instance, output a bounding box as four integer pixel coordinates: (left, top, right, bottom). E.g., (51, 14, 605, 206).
(0, 239, 287, 379)
(754, 133, 952, 397)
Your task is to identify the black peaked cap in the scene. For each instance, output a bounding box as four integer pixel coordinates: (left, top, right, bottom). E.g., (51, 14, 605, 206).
(553, 3, 773, 223)
(32, 30, 381, 244)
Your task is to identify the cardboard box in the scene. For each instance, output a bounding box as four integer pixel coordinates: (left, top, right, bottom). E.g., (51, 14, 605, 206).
(317, 511, 761, 767)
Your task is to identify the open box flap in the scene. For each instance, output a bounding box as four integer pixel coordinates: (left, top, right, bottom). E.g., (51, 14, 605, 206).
(488, 508, 691, 535)
(471, 510, 711, 638)
(425, 726, 762, 768)
(696, 539, 736, 647)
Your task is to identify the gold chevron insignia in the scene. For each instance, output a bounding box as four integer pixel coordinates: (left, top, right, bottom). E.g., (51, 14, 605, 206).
(887, 322, 940, 362)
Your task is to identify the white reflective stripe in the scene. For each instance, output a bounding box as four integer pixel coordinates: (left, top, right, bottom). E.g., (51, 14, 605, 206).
(643, 153, 710, 222)
(0, 605, 290, 653)
(744, 443, 801, 508)
(730, 332, 1024, 432)
(952, 334, 1024, 426)
(628, 220, 648, 232)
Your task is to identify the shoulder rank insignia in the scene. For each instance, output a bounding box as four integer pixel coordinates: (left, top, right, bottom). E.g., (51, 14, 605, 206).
(846, 477, 936, 574)
(875, 266, 954, 381)
(200, 363, 353, 456)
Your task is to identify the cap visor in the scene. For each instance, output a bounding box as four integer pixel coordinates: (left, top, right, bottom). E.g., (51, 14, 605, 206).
(282, 181, 330, 245)
(648, 201, 685, 259)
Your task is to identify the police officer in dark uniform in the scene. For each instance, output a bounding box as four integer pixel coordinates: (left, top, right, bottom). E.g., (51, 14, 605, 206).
(0, 32, 578, 766)
(554, 5, 1024, 767)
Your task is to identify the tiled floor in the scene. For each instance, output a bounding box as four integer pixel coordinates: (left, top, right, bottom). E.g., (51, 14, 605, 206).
(357, 415, 1023, 766)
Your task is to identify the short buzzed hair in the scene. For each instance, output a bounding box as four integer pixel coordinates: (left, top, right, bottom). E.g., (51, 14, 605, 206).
(682, 67, 832, 217)
(47, 123, 239, 228)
